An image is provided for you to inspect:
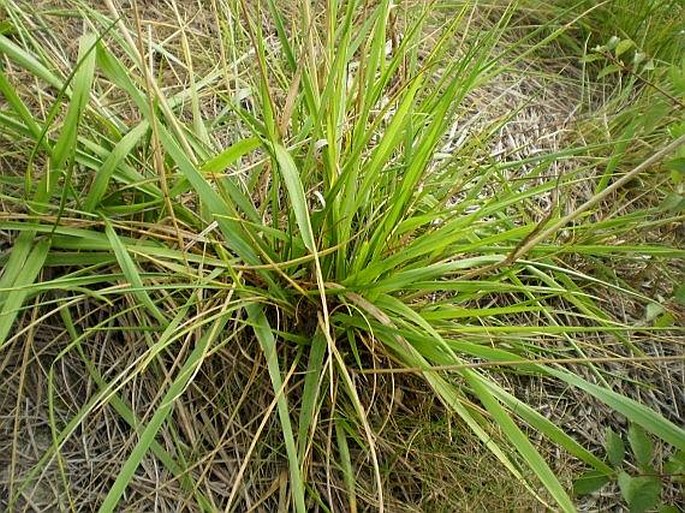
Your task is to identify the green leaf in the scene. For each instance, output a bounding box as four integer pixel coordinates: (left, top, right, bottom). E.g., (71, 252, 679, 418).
(627, 476, 661, 513)
(573, 470, 611, 496)
(669, 120, 685, 139)
(628, 424, 653, 468)
(665, 157, 685, 177)
(645, 303, 666, 323)
(201, 137, 260, 173)
(615, 39, 634, 57)
(0, 19, 15, 35)
(606, 428, 626, 467)
(660, 193, 685, 213)
(618, 472, 662, 513)
(675, 284, 685, 305)
(654, 312, 675, 328)
(669, 62, 685, 95)
(633, 52, 646, 66)
(606, 36, 621, 50)
(271, 143, 316, 252)
(618, 471, 633, 502)
(598, 64, 621, 79)
(664, 450, 685, 481)
(580, 53, 603, 63)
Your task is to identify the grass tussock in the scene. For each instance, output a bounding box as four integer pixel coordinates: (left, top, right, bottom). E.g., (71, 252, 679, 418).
(0, 0, 684, 511)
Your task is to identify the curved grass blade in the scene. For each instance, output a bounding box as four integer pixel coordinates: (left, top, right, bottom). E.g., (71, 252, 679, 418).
(157, 123, 268, 268)
(271, 142, 316, 252)
(98, 297, 235, 513)
(297, 329, 327, 462)
(464, 370, 577, 513)
(0, 33, 63, 90)
(548, 368, 685, 452)
(0, 32, 96, 346)
(84, 121, 150, 210)
(201, 136, 261, 174)
(0, 67, 41, 139)
(104, 219, 169, 325)
(58, 306, 214, 512)
(479, 375, 612, 474)
(335, 419, 358, 513)
(0, 238, 49, 347)
(48, 33, 97, 170)
(246, 302, 306, 513)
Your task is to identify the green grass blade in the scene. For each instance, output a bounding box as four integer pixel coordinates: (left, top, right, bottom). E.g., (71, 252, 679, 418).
(549, 368, 685, 452)
(297, 329, 327, 461)
(0, 67, 41, 139)
(0, 238, 49, 347)
(1, 32, 97, 338)
(157, 123, 267, 267)
(246, 302, 306, 513)
(201, 136, 260, 173)
(335, 419, 358, 513)
(481, 377, 613, 474)
(58, 306, 214, 511)
(354, 76, 423, 211)
(49, 33, 97, 173)
(199, 137, 262, 223)
(94, 41, 149, 116)
(463, 371, 577, 513)
(97, 299, 234, 513)
(84, 121, 150, 210)
(0, 33, 63, 90)
(271, 143, 316, 252)
(104, 220, 169, 325)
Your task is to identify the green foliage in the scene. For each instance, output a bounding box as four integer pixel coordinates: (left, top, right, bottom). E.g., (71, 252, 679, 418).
(562, 0, 684, 65)
(586, 35, 684, 113)
(618, 472, 662, 513)
(0, 0, 683, 511)
(575, 424, 683, 512)
(664, 451, 685, 483)
(629, 424, 655, 469)
(606, 428, 626, 467)
(573, 469, 611, 496)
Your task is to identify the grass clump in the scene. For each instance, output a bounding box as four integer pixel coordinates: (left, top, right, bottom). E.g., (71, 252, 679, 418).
(0, 0, 683, 511)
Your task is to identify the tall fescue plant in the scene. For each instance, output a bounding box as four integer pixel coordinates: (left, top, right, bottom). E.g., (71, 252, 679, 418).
(0, 0, 683, 511)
